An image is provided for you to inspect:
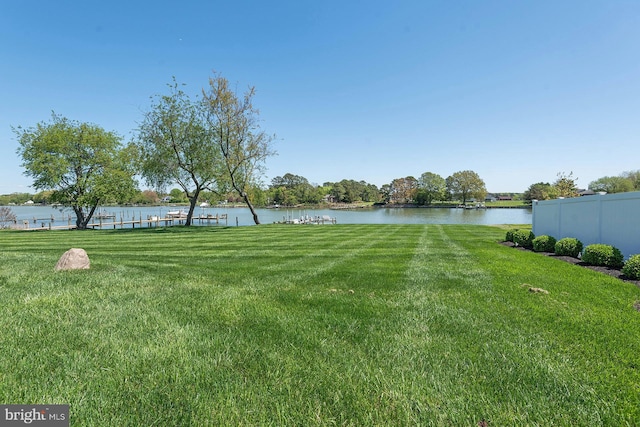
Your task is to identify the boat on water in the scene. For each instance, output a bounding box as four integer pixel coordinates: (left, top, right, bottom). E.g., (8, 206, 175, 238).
(167, 210, 188, 219)
(95, 209, 116, 219)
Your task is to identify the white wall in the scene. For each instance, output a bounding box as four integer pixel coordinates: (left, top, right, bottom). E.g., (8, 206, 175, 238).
(532, 191, 640, 258)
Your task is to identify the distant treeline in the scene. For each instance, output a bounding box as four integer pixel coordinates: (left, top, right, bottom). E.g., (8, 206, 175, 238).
(1, 170, 511, 207)
(6, 169, 637, 208)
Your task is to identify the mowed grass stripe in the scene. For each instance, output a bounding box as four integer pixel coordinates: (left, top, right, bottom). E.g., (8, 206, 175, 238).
(143, 225, 423, 425)
(387, 225, 621, 425)
(260, 224, 405, 281)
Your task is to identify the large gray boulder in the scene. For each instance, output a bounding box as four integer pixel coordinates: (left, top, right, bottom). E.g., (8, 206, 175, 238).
(55, 248, 90, 271)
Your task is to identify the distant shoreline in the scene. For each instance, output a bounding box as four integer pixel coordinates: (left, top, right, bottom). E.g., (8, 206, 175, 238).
(2, 203, 532, 209)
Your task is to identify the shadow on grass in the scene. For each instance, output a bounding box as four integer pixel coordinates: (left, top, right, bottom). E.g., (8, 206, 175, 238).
(98, 225, 235, 235)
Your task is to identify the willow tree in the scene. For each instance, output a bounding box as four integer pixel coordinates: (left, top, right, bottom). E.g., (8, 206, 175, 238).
(14, 114, 137, 229)
(202, 74, 275, 225)
(135, 81, 225, 226)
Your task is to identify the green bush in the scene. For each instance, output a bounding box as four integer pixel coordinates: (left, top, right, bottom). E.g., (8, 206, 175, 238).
(622, 254, 640, 280)
(554, 237, 583, 258)
(505, 229, 516, 242)
(582, 244, 624, 268)
(532, 235, 557, 252)
(513, 230, 535, 249)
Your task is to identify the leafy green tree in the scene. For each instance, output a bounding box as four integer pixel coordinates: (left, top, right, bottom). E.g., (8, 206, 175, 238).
(342, 181, 358, 203)
(14, 114, 137, 229)
(416, 172, 445, 205)
(298, 183, 322, 204)
(269, 173, 321, 205)
(444, 176, 454, 201)
(32, 190, 54, 205)
(168, 188, 188, 203)
(360, 182, 381, 203)
(331, 182, 349, 203)
(247, 185, 268, 207)
(553, 171, 579, 198)
(389, 176, 418, 204)
(523, 182, 556, 203)
(324, 179, 380, 204)
(202, 74, 276, 224)
(199, 190, 225, 205)
(0, 193, 31, 205)
(270, 186, 295, 206)
(135, 81, 224, 226)
(131, 189, 160, 205)
(588, 176, 634, 194)
(380, 184, 392, 203)
(272, 173, 308, 189)
(621, 170, 640, 190)
(446, 170, 487, 205)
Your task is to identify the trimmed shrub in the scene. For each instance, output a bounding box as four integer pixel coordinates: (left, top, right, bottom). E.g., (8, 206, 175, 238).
(554, 237, 583, 258)
(513, 230, 535, 249)
(582, 244, 624, 268)
(505, 229, 516, 242)
(622, 254, 640, 280)
(532, 235, 557, 253)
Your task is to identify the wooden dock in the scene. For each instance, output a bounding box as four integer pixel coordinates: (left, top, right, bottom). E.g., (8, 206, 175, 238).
(276, 215, 337, 225)
(20, 214, 228, 231)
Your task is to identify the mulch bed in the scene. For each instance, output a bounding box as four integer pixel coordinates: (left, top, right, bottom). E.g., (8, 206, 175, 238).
(500, 241, 640, 287)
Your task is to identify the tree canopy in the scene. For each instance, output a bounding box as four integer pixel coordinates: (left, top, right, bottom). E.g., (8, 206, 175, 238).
(553, 172, 579, 198)
(523, 182, 556, 203)
(326, 179, 380, 204)
(589, 171, 640, 193)
(269, 173, 322, 205)
(134, 74, 275, 225)
(202, 74, 275, 224)
(589, 174, 636, 194)
(622, 170, 640, 190)
(446, 170, 487, 205)
(416, 172, 446, 205)
(14, 114, 136, 229)
(388, 177, 418, 204)
(134, 80, 224, 226)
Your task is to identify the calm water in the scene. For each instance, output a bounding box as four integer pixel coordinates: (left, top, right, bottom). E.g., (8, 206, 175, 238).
(4, 205, 532, 228)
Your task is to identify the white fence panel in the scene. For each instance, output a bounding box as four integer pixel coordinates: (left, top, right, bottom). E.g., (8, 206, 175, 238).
(532, 191, 640, 259)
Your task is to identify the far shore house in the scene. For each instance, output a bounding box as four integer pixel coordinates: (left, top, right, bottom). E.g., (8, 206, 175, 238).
(322, 194, 336, 203)
(578, 189, 597, 196)
(486, 194, 512, 201)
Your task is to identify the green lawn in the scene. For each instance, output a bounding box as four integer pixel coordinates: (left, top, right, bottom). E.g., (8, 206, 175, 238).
(484, 200, 529, 208)
(1, 225, 639, 426)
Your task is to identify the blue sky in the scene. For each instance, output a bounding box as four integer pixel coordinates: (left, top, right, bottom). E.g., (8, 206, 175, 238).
(1, 1, 639, 194)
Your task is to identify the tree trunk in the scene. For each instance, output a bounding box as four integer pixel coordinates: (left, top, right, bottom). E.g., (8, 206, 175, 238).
(242, 192, 261, 225)
(74, 207, 86, 230)
(73, 204, 98, 230)
(185, 197, 197, 226)
(185, 189, 201, 226)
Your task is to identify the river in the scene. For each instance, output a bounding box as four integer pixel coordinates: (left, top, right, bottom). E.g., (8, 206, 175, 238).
(3, 204, 532, 229)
